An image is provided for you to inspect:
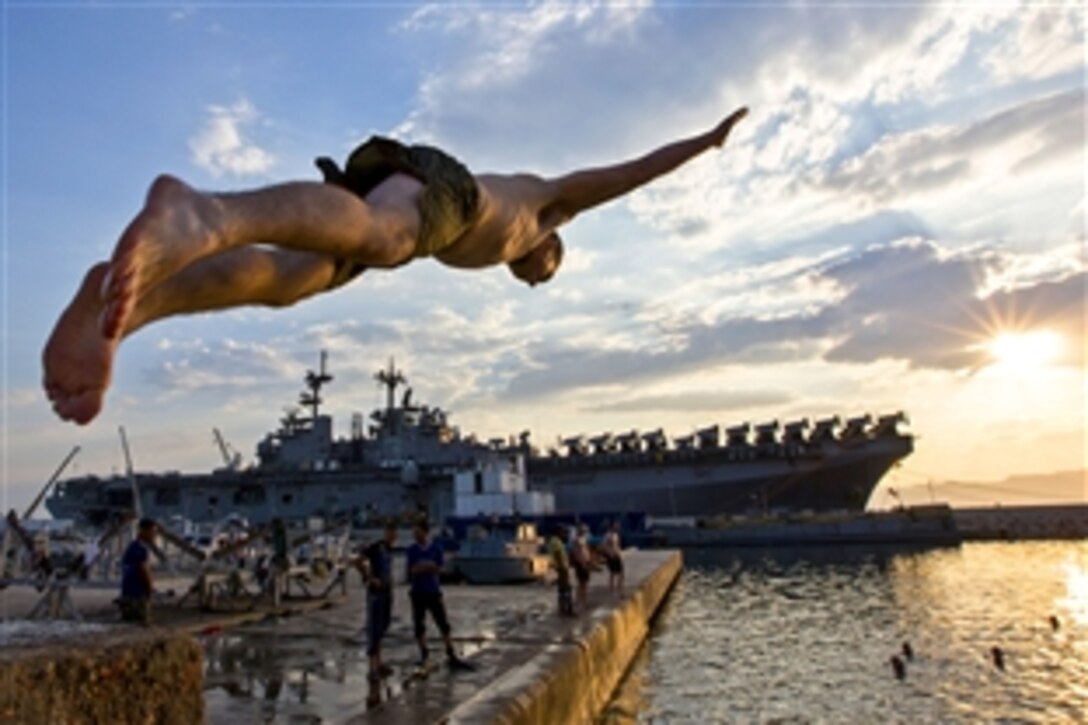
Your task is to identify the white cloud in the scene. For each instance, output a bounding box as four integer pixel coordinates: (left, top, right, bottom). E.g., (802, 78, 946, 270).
(188, 98, 276, 178)
(478, 237, 1085, 402)
(978, 241, 1085, 297)
(393, 0, 664, 160)
(983, 5, 1085, 84)
(824, 89, 1083, 202)
(402, 0, 650, 92)
(143, 337, 297, 392)
(743, 6, 1079, 109)
(869, 7, 994, 105)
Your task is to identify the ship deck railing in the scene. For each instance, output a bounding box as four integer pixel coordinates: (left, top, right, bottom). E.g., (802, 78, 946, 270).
(533, 444, 842, 469)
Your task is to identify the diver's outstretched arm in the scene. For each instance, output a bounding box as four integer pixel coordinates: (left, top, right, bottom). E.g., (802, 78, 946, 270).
(545, 107, 748, 221)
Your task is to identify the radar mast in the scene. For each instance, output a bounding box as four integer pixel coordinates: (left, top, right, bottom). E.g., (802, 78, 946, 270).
(299, 350, 333, 422)
(375, 358, 407, 413)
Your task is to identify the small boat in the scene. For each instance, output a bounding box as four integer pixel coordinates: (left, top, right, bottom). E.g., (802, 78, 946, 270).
(454, 521, 550, 584)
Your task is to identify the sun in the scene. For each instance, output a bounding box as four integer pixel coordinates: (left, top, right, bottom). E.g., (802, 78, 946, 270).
(987, 329, 1064, 371)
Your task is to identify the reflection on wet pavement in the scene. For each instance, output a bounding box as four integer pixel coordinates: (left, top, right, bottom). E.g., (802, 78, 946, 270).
(201, 582, 555, 723)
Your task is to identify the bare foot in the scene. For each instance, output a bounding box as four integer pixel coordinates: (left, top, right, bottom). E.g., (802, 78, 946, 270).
(711, 106, 749, 147)
(43, 264, 119, 424)
(100, 175, 220, 339)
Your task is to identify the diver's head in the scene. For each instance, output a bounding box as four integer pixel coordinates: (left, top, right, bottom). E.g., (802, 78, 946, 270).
(509, 233, 564, 287)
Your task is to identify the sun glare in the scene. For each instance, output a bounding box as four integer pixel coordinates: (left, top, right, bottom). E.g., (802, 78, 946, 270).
(987, 330, 1063, 371)
(1059, 557, 1088, 628)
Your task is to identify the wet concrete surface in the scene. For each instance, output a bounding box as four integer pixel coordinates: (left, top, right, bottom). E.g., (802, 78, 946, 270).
(1, 552, 676, 723)
(203, 554, 672, 724)
(202, 575, 569, 723)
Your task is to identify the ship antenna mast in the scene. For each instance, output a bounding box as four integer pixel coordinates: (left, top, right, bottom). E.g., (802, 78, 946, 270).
(375, 357, 406, 413)
(299, 350, 333, 421)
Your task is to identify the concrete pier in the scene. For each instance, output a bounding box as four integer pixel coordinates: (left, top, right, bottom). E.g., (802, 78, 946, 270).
(362, 549, 682, 724)
(1, 549, 682, 723)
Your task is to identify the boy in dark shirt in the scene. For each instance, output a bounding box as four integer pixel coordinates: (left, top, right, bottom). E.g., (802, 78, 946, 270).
(119, 518, 157, 624)
(405, 522, 473, 670)
(361, 523, 398, 680)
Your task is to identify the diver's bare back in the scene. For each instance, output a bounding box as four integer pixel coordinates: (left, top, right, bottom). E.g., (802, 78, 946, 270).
(433, 173, 561, 269)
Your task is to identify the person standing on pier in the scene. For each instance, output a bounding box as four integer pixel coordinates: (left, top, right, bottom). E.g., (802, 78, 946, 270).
(405, 521, 474, 671)
(548, 525, 575, 617)
(602, 522, 625, 593)
(569, 523, 594, 613)
(118, 518, 157, 624)
(360, 523, 398, 680)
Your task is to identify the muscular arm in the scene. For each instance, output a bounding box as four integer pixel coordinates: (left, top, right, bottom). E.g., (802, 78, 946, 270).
(546, 107, 748, 221)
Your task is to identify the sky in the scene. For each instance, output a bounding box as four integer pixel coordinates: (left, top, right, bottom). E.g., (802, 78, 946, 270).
(2, 1, 1085, 515)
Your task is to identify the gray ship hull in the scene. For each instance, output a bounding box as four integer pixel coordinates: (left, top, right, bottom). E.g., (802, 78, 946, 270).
(530, 438, 911, 517)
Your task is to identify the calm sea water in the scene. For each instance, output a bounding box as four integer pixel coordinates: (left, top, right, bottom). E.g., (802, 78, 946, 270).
(604, 541, 1088, 724)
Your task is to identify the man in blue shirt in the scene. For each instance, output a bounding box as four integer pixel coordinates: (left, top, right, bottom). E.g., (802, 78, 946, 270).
(119, 518, 157, 624)
(360, 523, 397, 680)
(405, 521, 473, 670)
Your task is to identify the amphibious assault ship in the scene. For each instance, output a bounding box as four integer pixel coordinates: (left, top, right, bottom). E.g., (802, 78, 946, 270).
(44, 354, 913, 527)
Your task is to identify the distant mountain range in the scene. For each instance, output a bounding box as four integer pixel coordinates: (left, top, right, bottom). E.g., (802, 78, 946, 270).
(890, 469, 1086, 508)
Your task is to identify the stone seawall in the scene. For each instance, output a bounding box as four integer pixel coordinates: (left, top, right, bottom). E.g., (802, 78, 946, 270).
(0, 628, 203, 724)
(954, 504, 1088, 540)
(446, 550, 683, 724)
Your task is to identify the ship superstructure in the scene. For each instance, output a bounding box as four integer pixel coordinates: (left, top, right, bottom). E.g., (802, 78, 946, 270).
(45, 355, 913, 527)
(525, 413, 912, 517)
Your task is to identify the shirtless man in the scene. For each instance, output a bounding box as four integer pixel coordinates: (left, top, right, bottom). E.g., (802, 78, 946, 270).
(43, 107, 748, 425)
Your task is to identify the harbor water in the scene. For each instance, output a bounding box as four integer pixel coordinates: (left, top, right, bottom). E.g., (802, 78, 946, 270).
(604, 541, 1087, 723)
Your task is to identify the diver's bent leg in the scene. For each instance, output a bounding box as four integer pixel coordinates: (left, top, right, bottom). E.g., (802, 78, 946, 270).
(44, 248, 346, 425)
(101, 175, 413, 339)
(126, 247, 345, 333)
